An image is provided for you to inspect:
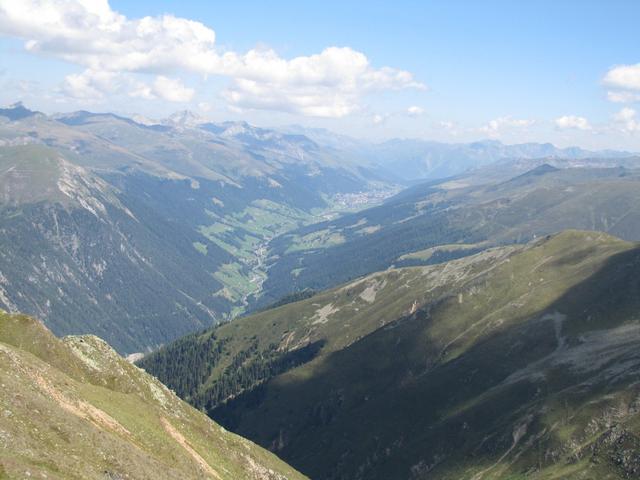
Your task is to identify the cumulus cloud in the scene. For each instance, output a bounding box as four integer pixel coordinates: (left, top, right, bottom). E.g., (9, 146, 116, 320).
(480, 116, 534, 137)
(61, 69, 193, 102)
(607, 90, 640, 104)
(152, 76, 194, 102)
(0, 1, 218, 73)
(554, 115, 591, 131)
(60, 69, 122, 100)
(604, 64, 640, 91)
(219, 47, 424, 117)
(406, 105, 424, 117)
(603, 64, 640, 105)
(0, 0, 424, 116)
(612, 107, 640, 133)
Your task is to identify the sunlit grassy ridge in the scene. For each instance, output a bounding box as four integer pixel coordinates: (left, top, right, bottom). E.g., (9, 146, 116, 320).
(0, 312, 307, 480)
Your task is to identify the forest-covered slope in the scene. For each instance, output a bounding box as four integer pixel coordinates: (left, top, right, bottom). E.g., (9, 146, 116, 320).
(0, 106, 391, 353)
(258, 165, 640, 307)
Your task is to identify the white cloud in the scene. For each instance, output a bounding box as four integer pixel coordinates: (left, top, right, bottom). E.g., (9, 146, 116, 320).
(61, 69, 193, 103)
(219, 47, 424, 117)
(480, 116, 534, 137)
(606, 90, 640, 103)
(152, 76, 194, 102)
(128, 80, 155, 101)
(603, 64, 640, 105)
(407, 105, 424, 117)
(604, 64, 640, 91)
(0, 0, 424, 116)
(0, 1, 218, 73)
(554, 115, 591, 131)
(60, 69, 123, 100)
(612, 107, 640, 133)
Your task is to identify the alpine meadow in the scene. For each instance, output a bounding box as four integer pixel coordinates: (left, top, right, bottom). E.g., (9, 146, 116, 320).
(1, 1, 640, 479)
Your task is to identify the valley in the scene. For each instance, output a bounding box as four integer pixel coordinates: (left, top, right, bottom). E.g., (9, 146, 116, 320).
(3, 108, 640, 480)
(2, 3, 640, 479)
(0, 105, 396, 353)
(258, 163, 640, 307)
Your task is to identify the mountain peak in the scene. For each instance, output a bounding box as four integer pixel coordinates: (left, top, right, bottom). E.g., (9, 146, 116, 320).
(521, 162, 560, 176)
(0, 101, 40, 121)
(163, 110, 206, 128)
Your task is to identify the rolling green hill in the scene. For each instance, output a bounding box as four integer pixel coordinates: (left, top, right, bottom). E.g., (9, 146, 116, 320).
(141, 230, 640, 479)
(0, 311, 307, 480)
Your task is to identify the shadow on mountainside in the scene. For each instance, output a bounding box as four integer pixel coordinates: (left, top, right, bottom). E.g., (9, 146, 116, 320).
(211, 243, 640, 480)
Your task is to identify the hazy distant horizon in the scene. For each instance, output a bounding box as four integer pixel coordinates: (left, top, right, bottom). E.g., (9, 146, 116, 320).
(2, 1, 640, 150)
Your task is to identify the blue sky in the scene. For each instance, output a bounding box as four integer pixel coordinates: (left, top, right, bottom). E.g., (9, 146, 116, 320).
(1, 0, 640, 149)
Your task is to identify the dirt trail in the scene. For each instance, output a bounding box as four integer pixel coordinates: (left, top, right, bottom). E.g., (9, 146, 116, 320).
(0, 342, 132, 438)
(160, 417, 222, 479)
(31, 372, 132, 437)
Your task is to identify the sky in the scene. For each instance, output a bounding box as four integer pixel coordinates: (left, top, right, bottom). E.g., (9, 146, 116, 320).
(1, 0, 640, 150)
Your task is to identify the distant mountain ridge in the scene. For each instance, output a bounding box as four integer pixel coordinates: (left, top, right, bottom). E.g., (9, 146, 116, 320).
(0, 104, 391, 353)
(257, 163, 640, 308)
(0, 102, 637, 354)
(360, 138, 635, 182)
(279, 123, 635, 182)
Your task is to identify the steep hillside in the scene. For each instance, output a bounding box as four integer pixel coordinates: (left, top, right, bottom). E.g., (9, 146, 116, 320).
(141, 230, 640, 479)
(0, 106, 395, 352)
(0, 144, 234, 353)
(0, 311, 307, 480)
(2, 104, 638, 358)
(259, 165, 640, 307)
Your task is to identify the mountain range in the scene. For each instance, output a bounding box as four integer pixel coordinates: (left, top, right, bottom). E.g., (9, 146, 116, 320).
(3, 103, 640, 479)
(0, 103, 388, 353)
(2, 102, 635, 354)
(282, 124, 634, 182)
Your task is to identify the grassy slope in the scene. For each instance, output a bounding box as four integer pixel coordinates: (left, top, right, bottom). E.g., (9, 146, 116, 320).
(0, 312, 307, 480)
(0, 156, 233, 353)
(142, 230, 640, 479)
